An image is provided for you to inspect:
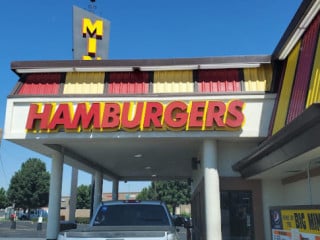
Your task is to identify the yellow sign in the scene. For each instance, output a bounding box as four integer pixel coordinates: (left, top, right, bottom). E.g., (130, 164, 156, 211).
(25, 100, 245, 133)
(82, 18, 103, 60)
(73, 6, 110, 60)
(281, 209, 320, 234)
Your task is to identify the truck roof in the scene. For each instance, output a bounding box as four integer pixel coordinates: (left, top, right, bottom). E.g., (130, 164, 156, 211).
(100, 200, 165, 206)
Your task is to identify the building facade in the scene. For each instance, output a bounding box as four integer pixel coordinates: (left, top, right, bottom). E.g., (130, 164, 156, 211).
(4, 0, 320, 239)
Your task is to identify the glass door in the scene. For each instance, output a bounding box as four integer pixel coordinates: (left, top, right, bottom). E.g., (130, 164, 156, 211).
(221, 191, 254, 240)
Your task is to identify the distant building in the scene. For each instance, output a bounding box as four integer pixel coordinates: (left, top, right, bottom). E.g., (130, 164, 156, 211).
(60, 192, 191, 220)
(60, 192, 139, 220)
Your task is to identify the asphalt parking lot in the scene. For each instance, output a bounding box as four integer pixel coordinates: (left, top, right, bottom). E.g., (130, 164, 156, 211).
(0, 220, 187, 239)
(0, 220, 46, 239)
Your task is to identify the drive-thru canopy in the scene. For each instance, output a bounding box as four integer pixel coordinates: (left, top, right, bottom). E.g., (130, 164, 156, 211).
(4, 1, 320, 239)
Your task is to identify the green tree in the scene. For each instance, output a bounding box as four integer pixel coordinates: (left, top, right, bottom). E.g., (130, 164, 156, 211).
(136, 180, 191, 214)
(7, 158, 50, 212)
(76, 184, 91, 209)
(0, 187, 9, 209)
(136, 185, 157, 200)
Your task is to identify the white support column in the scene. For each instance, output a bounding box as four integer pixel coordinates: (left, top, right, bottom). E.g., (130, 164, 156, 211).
(68, 167, 78, 222)
(112, 180, 119, 200)
(93, 171, 103, 214)
(202, 139, 222, 240)
(46, 150, 64, 240)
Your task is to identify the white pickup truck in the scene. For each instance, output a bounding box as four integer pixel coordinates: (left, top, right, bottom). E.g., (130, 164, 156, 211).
(58, 200, 180, 240)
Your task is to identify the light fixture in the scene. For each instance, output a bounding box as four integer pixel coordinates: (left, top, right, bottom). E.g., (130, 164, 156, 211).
(134, 154, 143, 158)
(192, 157, 200, 170)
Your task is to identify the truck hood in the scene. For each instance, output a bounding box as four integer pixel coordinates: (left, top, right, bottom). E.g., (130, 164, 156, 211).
(59, 225, 178, 239)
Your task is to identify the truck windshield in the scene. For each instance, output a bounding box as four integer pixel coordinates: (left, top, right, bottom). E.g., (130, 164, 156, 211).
(93, 204, 170, 226)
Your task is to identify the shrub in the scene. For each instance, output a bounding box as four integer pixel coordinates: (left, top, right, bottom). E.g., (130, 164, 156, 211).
(75, 217, 90, 224)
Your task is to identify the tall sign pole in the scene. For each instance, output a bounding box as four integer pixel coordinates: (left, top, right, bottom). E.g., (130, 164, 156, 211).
(88, 0, 97, 13)
(69, 0, 111, 224)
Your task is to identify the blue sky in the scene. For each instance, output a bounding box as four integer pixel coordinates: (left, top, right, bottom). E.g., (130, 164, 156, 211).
(0, 0, 302, 195)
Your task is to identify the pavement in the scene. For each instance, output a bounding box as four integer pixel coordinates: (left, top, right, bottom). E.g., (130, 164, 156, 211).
(0, 220, 46, 239)
(0, 220, 187, 239)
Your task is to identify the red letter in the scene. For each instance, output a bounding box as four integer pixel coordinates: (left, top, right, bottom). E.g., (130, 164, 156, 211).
(205, 101, 226, 129)
(143, 102, 163, 129)
(121, 102, 144, 130)
(70, 103, 101, 131)
(101, 103, 121, 129)
(164, 101, 188, 129)
(188, 101, 206, 129)
(26, 103, 52, 131)
(47, 104, 72, 131)
(225, 100, 244, 128)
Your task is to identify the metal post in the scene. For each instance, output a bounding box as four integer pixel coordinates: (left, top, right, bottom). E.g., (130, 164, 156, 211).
(202, 139, 222, 240)
(112, 180, 119, 200)
(46, 149, 64, 240)
(93, 171, 103, 214)
(69, 167, 78, 222)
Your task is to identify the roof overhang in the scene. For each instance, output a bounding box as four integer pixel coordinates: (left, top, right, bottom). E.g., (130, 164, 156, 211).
(232, 103, 320, 178)
(11, 56, 271, 74)
(4, 94, 275, 181)
(273, 0, 320, 60)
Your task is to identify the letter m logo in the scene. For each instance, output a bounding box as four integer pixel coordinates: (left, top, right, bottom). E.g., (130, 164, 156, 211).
(82, 18, 103, 39)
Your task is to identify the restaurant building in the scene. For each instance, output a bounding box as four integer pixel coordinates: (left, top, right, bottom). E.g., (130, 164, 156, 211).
(3, 0, 320, 239)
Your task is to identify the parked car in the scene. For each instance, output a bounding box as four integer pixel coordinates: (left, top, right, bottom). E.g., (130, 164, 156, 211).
(58, 200, 180, 240)
(18, 208, 48, 220)
(18, 212, 29, 220)
(172, 215, 191, 227)
(172, 215, 184, 226)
